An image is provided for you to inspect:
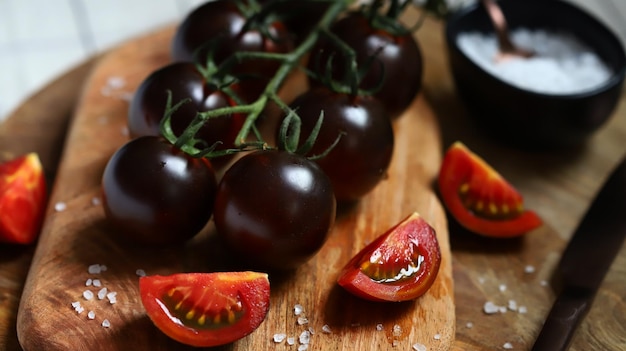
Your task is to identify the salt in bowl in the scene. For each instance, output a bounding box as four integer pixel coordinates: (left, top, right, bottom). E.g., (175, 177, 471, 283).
(445, 0, 626, 149)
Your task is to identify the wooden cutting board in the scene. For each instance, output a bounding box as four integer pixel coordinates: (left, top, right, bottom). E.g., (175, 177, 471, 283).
(15, 25, 455, 351)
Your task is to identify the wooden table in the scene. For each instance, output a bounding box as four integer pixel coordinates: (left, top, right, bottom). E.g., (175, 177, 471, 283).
(1, 17, 625, 351)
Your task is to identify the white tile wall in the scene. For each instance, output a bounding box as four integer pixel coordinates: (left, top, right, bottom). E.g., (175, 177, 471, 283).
(0, 0, 625, 121)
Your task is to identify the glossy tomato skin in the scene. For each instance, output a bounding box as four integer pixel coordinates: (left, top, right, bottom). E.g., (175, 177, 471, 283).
(286, 86, 394, 203)
(140, 272, 270, 347)
(128, 62, 246, 168)
(0, 153, 47, 244)
(308, 12, 423, 118)
(171, 0, 293, 81)
(337, 212, 441, 302)
(214, 149, 336, 270)
(102, 136, 217, 245)
(438, 141, 542, 237)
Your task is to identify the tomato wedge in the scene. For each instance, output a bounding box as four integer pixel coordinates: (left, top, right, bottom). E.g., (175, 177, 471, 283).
(0, 153, 47, 244)
(337, 212, 441, 302)
(139, 272, 270, 347)
(438, 141, 542, 237)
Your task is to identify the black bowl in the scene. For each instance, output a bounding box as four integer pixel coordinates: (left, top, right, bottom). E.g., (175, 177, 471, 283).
(445, 0, 626, 149)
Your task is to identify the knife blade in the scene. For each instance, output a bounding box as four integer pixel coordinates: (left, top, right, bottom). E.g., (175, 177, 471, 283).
(532, 156, 626, 351)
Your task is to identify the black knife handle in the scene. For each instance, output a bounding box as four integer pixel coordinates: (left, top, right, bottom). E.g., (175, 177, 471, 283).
(531, 290, 592, 351)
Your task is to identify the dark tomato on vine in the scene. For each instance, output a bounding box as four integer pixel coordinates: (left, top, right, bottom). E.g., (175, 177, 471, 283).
(171, 1, 293, 85)
(213, 149, 336, 270)
(259, 0, 330, 43)
(337, 212, 441, 302)
(128, 62, 246, 168)
(140, 272, 270, 347)
(284, 86, 394, 203)
(308, 11, 423, 118)
(101, 136, 217, 245)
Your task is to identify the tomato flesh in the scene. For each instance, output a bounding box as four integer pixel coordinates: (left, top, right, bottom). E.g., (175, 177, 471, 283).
(438, 141, 542, 237)
(337, 212, 441, 302)
(0, 153, 47, 244)
(139, 272, 270, 347)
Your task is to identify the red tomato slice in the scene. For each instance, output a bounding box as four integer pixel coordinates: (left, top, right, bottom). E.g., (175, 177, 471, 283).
(337, 212, 441, 302)
(0, 153, 47, 244)
(139, 272, 270, 347)
(438, 141, 542, 237)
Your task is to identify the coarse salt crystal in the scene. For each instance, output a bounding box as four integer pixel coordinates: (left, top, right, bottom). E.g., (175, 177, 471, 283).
(98, 287, 108, 300)
(499, 306, 508, 313)
(499, 284, 507, 292)
(287, 337, 295, 345)
(483, 301, 500, 314)
(376, 323, 384, 331)
(107, 76, 126, 89)
(297, 316, 309, 325)
(294, 304, 304, 316)
(308, 327, 315, 335)
(102, 319, 111, 328)
(466, 322, 474, 329)
(87, 311, 95, 320)
(413, 343, 427, 351)
(322, 324, 332, 334)
(393, 324, 402, 336)
(136, 269, 146, 277)
(503, 342, 513, 349)
(83, 290, 94, 300)
(72, 301, 84, 314)
(88, 264, 103, 274)
(508, 300, 518, 311)
(540, 280, 548, 287)
(524, 265, 535, 274)
(518, 306, 528, 314)
(392, 340, 400, 347)
(299, 330, 311, 344)
(54, 202, 67, 212)
(434, 333, 441, 340)
(85, 279, 93, 286)
(298, 345, 309, 351)
(273, 333, 286, 343)
(107, 292, 118, 304)
(93, 279, 102, 287)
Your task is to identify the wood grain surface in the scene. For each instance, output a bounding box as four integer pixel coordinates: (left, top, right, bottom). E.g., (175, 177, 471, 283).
(15, 22, 455, 351)
(2, 14, 625, 351)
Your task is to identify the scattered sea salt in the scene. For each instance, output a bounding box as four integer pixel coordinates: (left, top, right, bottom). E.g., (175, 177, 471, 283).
(499, 284, 507, 292)
(85, 279, 93, 287)
(524, 265, 535, 274)
(287, 337, 296, 345)
(54, 202, 67, 212)
(413, 343, 427, 351)
(83, 290, 94, 301)
(393, 324, 402, 336)
(322, 324, 332, 334)
(102, 319, 111, 328)
(92, 279, 102, 287)
(508, 300, 518, 311)
(87, 311, 96, 320)
(457, 28, 612, 94)
(97, 287, 108, 300)
(294, 304, 304, 316)
(88, 264, 106, 274)
(503, 342, 514, 349)
(136, 269, 147, 277)
(483, 301, 500, 314)
(297, 316, 309, 325)
(376, 323, 384, 331)
(518, 306, 528, 314)
(434, 333, 441, 340)
(273, 333, 286, 343)
(540, 280, 549, 287)
(298, 345, 309, 351)
(106, 292, 118, 304)
(299, 330, 311, 344)
(466, 322, 474, 329)
(71, 301, 84, 314)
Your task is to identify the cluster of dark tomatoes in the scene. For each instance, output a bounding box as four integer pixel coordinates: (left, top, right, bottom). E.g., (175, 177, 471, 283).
(101, 0, 423, 270)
